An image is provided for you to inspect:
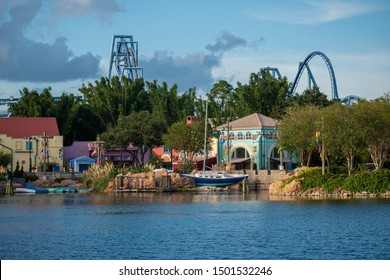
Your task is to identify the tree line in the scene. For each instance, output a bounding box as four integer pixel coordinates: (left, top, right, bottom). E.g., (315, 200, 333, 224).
(7, 71, 389, 174)
(278, 95, 390, 174)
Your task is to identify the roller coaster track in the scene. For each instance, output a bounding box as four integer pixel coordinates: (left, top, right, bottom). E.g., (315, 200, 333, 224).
(340, 95, 360, 105)
(289, 51, 339, 99)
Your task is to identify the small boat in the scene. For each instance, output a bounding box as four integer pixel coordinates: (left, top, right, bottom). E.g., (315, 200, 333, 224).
(24, 183, 49, 194)
(14, 188, 36, 194)
(180, 173, 249, 187)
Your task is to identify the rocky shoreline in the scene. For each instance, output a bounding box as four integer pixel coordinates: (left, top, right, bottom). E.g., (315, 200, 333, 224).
(268, 167, 390, 198)
(107, 169, 243, 192)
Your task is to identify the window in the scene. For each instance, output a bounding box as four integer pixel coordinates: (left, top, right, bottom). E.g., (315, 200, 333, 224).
(237, 132, 243, 140)
(245, 131, 251, 140)
(15, 141, 23, 150)
(229, 132, 235, 140)
(25, 141, 32, 151)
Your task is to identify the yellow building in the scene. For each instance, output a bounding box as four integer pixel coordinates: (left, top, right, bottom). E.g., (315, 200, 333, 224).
(0, 117, 63, 173)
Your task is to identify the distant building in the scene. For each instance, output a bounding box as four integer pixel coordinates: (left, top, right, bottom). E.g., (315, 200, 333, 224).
(0, 117, 63, 172)
(63, 141, 150, 170)
(216, 113, 299, 171)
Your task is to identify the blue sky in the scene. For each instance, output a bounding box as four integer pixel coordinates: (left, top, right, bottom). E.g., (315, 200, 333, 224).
(0, 0, 389, 101)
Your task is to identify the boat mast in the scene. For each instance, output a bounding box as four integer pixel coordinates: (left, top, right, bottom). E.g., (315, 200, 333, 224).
(203, 100, 208, 174)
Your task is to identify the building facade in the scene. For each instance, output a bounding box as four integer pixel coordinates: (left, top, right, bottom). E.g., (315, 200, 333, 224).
(216, 113, 298, 171)
(0, 117, 63, 173)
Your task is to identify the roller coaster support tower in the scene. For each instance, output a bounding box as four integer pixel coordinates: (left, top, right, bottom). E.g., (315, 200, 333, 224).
(108, 35, 143, 82)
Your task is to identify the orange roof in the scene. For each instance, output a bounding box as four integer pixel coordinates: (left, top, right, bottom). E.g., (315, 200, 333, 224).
(0, 117, 60, 138)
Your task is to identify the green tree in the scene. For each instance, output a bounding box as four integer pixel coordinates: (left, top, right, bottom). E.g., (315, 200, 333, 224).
(278, 105, 320, 167)
(291, 86, 331, 108)
(0, 149, 12, 169)
(67, 104, 106, 144)
(322, 103, 366, 175)
(147, 80, 179, 126)
(121, 77, 151, 115)
(235, 71, 291, 119)
(355, 99, 390, 169)
(101, 121, 132, 167)
(38, 87, 56, 117)
(79, 77, 121, 128)
(127, 111, 166, 166)
(102, 111, 166, 167)
(55, 93, 84, 145)
(9, 87, 55, 117)
(177, 87, 199, 120)
(206, 80, 235, 126)
(163, 119, 211, 163)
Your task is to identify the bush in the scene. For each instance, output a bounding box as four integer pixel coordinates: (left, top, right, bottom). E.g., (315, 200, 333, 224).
(25, 173, 39, 182)
(297, 167, 390, 194)
(174, 162, 195, 174)
(91, 176, 111, 192)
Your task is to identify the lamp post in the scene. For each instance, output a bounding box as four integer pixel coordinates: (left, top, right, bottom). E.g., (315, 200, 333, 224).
(224, 122, 232, 171)
(39, 131, 53, 176)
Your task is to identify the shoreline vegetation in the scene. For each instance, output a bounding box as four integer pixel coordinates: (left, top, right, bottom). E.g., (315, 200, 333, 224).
(1, 166, 389, 198)
(84, 163, 390, 198)
(269, 167, 390, 198)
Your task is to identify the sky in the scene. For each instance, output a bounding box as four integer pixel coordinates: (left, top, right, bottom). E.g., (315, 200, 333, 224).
(0, 0, 389, 102)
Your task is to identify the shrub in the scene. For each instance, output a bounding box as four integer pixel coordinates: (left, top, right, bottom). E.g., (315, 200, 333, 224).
(130, 166, 152, 174)
(174, 162, 195, 174)
(296, 167, 390, 194)
(25, 173, 39, 182)
(91, 176, 111, 192)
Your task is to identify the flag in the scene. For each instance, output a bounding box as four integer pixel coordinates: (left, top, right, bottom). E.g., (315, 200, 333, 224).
(316, 130, 321, 153)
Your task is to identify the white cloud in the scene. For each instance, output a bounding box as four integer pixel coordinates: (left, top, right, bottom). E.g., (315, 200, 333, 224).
(52, 0, 123, 22)
(245, 0, 385, 25)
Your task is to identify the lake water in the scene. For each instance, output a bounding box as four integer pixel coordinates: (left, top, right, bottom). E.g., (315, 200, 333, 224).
(0, 192, 389, 260)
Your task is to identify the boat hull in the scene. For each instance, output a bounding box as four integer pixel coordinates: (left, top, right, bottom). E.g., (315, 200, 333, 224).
(181, 173, 248, 187)
(14, 188, 36, 194)
(24, 183, 49, 193)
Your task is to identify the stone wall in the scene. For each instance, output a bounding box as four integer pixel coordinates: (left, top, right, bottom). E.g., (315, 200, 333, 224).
(234, 170, 290, 190)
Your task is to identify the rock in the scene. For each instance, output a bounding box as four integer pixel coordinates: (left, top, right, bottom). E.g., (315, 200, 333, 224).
(228, 183, 241, 191)
(104, 181, 114, 192)
(171, 175, 195, 189)
(284, 179, 302, 193)
(268, 180, 285, 195)
(60, 179, 77, 186)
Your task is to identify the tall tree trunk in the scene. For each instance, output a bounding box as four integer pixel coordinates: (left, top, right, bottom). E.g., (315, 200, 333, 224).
(346, 151, 354, 175)
(306, 150, 312, 167)
(368, 143, 389, 170)
(300, 149, 305, 167)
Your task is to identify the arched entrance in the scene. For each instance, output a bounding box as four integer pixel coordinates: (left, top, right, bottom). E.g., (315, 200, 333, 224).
(230, 146, 252, 170)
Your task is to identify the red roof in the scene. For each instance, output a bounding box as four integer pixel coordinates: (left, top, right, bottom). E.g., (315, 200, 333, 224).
(0, 117, 60, 138)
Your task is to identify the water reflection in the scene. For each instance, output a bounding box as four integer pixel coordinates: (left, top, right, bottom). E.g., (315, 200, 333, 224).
(1, 191, 389, 260)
